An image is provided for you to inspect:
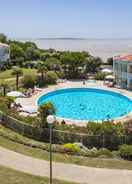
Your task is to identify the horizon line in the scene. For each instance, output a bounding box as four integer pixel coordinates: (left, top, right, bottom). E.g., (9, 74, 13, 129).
(11, 37, 132, 41)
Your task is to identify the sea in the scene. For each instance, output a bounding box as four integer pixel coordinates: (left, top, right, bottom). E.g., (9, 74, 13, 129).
(18, 38, 132, 62)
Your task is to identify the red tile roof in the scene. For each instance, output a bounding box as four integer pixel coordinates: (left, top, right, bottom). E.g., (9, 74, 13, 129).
(114, 55, 132, 62)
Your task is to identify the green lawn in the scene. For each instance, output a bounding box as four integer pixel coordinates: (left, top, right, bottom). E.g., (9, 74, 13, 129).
(0, 128, 132, 170)
(0, 165, 76, 184)
(0, 68, 37, 80)
(0, 68, 37, 88)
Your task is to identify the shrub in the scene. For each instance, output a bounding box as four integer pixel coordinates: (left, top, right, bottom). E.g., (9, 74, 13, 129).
(94, 72, 106, 80)
(119, 144, 132, 160)
(38, 102, 56, 127)
(45, 71, 58, 84)
(86, 121, 124, 136)
(0, 96, 15, 112)
(86, 147, 98, 157)
(63, 143, 80, 153)
(98, 148, 113, 158)
(23, 74, 36, 89)
(112, 151, 120, 159)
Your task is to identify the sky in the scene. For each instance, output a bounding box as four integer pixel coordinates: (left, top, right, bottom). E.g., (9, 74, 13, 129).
(0, 0, 132, 38)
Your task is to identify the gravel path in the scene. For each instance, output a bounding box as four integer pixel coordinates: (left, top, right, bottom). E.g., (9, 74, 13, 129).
(0, 146, 132, 184)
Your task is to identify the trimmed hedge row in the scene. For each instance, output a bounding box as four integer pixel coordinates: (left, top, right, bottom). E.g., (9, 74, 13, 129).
(0, 111, 132, 150)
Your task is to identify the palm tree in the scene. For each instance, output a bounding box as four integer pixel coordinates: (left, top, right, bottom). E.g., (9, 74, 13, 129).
(0, 80, 9, 96)
(37, 62, 47, 81)
(12, 67, 23, 90)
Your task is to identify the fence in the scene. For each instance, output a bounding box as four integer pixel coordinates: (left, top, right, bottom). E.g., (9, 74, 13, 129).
(0, 110, 132, 150)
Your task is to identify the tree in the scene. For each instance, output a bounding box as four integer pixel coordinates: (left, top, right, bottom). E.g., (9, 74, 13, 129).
(37, 62, 48, 81)
(33, 49, 41, 60)
(23, 42, 40, 61)
(13, 57, 25, 67)
(60, 52, 85, 79)
(12, 67, 23, 90)
(94, 72, 106, 80)
(45, 57, 61, 71)
(24, 47, 40, 61)
(0, 33, 7, 43)
(85, 56, 102, 73)
(40, 52, 51, 61)
(23, 42, 38, 50)
(38, 102, 55, 128)
(0, 96, 14, 112)
(45, 71, 58, 84)
(10, 43, 25, 66)
(24, 47, 34, 61)
(0, 80, 9, 96)
(23, 74, 36, 89)
(107, 57, 113, 65)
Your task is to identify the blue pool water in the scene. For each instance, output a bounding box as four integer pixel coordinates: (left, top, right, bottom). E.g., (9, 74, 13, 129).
(37, 88, 132, 121)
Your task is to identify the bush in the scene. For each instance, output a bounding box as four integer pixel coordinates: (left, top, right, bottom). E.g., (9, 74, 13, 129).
(98, 148, 113, 158)
(119, 144, 132, 160)
(23, 74, 36, 88)
(86, 122, 124, 136)
(45, 71, 58, 84)
(86, 147, 98, 157)
(63, 143, 80, 153)
(0, 96, 15, 112)
(38, 102, 56, 127)
(94, 72, 106, 80)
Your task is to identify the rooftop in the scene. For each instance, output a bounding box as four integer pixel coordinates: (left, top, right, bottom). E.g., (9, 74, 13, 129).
(0, 43, 9, 48)
(114, 55, 132, 62)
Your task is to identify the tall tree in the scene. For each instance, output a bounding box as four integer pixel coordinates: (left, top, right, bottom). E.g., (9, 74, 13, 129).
(37, 62, 48, 81)
(107, 57, 113, 65)
(12, 67, 23, 90)
(60, 52, 85, 78)
(85, 56, 102, 73)
(45, 57, 61, 71)
(0, 80, 9, 96)
(10, 43, 25, 66)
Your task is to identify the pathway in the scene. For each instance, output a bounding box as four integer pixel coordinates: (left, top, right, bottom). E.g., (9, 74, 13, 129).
(0, 146, 132, 184)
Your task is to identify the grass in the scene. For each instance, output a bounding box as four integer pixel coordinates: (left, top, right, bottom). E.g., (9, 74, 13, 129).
(0, 165, 76, 184)
(0, 68, 37, 88)
(0, 126, 132, 170)
(0, 68, 37, 80)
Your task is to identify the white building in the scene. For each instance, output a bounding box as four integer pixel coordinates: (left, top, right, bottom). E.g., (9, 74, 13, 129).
(0, 43, 10, 66)
(113, 55, 132, 89)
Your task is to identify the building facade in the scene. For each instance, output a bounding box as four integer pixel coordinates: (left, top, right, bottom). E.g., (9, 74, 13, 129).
(0, 43, 10, 66)
(113, 55, 132, 89)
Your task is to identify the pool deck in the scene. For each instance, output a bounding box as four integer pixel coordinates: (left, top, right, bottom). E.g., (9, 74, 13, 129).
(16, 80, 132, 126)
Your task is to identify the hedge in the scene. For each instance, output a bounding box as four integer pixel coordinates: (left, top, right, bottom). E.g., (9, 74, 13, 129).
(0, 111, 132, 150)
(119, 144, 132, 160)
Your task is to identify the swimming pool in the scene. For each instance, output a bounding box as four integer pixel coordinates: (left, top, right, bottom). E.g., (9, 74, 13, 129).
(37, 88, 132, 121)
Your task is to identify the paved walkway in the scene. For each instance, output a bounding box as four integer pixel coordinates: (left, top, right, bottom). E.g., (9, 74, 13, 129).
(0, 147, 132, 184)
